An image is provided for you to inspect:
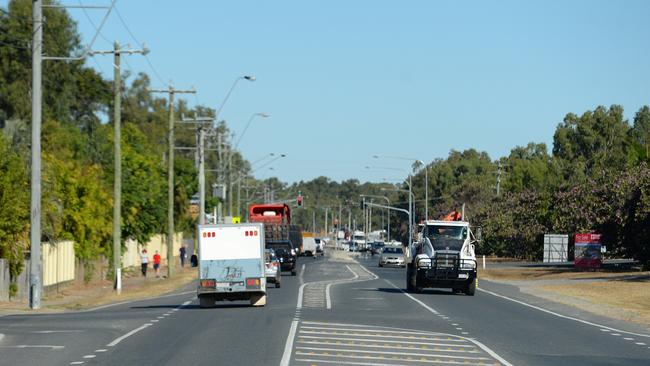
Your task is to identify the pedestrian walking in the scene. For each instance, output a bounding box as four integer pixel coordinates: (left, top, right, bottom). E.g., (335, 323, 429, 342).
(140, 249, 149, 277)
(179, 245, 187, 267)
(153, 250, 161, 277)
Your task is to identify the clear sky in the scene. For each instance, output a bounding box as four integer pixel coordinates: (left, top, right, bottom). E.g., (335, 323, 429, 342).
(11, 0, 650, 183)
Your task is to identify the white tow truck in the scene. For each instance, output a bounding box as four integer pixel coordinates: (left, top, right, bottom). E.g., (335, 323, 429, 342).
(197, 223, 267, 308)
(405, 219, 478, 295)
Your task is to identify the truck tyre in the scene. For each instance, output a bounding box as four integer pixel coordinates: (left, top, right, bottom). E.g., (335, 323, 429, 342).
(464, 278, 476, 296)
(199, 294, 215, 308)
(406, 265, 417, 293)
(250, 294, 267, 307)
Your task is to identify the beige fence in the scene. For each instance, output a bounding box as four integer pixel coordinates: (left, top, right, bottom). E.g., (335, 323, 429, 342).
(42, 241, 75, 287)
(122, 233, 184, 268)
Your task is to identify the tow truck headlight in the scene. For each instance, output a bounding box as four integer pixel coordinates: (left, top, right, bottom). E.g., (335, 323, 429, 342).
(417, 258, 431, 269)
(291, 249, 296, 256)
(461, 261, 476, 270)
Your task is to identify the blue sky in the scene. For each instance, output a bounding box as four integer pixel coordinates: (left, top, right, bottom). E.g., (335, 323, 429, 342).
(8, 0, 650, 183)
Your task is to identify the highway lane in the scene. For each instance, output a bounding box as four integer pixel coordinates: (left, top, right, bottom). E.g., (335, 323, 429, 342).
(1, 252, 649, 365)
(352, 254, 650, 366)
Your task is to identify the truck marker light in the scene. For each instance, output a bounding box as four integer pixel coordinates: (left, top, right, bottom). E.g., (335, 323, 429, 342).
(245, 231, 249, 236)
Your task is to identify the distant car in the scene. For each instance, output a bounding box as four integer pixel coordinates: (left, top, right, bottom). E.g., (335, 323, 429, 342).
(264, 249, 281, 288)
(371, 241, 385, 255)
(379, 246, 405, 267)
(315, 238, 324, 253)
(349, 242, 359, 252)
(267, 241, 297, 276)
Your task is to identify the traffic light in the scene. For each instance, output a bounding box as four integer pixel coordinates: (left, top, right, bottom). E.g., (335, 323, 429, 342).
(297, 192, 303, 207)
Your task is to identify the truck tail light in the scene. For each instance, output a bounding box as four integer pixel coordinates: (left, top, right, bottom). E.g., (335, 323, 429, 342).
(201, 279, 216, 288)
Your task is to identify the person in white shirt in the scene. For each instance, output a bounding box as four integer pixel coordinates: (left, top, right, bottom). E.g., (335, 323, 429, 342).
(140, 249, 149, 277)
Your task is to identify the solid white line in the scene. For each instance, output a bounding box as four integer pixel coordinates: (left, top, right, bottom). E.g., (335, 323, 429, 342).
(279, 320, 299, 366)
(326, 265, 359, 309)
(297, 283, 307, 309)
(300, 325, 464, 337)
(295, 346, 491, 360)
(299, 330, 467, 342)
(358, 264, 379, 279)
(470, 338, 514, 366)
(385, 280, 439, 315)
(106, 324, 152, 347)
(296, 337, 475, 348)
(478, 287, 650, 338)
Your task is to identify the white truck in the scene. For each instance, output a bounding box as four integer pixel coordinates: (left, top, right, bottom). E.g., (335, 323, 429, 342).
(406, 219, 478, 295)
(302, 233, 317, 256)
(197, 223, 267, 308)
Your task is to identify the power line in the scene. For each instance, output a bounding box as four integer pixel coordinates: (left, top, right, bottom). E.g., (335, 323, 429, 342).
(114, 5, 167, 86)
(0, 39, 29, 50)
(78, 0, 112, 45)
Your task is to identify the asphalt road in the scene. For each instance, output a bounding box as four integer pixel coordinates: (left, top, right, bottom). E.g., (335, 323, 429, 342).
(1, 252, 649, 365)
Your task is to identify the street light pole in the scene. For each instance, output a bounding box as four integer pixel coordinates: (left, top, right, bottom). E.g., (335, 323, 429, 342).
(373, 155, 428, 220)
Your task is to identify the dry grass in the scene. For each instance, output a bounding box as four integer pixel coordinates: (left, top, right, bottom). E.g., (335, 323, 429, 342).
(539, 280, 650, 327)
(479, 267, 645, 281)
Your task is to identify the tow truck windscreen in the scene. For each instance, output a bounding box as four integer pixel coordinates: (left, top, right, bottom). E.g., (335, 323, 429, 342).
(426, 225, 467, 251)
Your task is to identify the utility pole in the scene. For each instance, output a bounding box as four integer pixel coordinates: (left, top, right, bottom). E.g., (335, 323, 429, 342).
(29, 0, 43, 309)
(180, 114, 214, 227)
(90, 41, 147, 293)
(149, 84, 195, 278)
(29, 0, 115, 308)
(496, 161, 502, 196)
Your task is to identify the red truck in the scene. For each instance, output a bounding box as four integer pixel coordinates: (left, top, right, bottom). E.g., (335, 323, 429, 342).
(249, 204, 299, 275)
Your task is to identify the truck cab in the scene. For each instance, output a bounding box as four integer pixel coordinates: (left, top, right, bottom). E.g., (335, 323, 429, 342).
(406, 220, 477, 295)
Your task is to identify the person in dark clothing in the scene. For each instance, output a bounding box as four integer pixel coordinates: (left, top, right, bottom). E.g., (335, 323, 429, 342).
(179, 245, 187, 267)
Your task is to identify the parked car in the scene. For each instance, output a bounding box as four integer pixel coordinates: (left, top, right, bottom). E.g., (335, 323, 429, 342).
(264, 249, 281, 288)
(379, 246, 405, 267)
(266, 240, 297, 276)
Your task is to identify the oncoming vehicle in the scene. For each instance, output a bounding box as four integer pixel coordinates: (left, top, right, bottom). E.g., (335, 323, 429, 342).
(406, 217, 477, 295)
(379, 246, 405, 267)
(264, 249, 281, 288)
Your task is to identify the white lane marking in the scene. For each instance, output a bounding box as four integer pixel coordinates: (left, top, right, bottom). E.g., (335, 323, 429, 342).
(297, 335, 474, 348)
(300, 263, 306, 277)
(106, 324, 152, 347)
(600, 329, 611, 332)
(151, 320, 159, 322)
(624, 337, 635, 340)
(299, 325, 463, 337)
(0, 333, 4, 343)
(0, 345, 65, 349)
(299, 330, 467, 342)
(30, 330, 83, 334)
(612, 333, 621, 336)
(385, 280, 513, 366)
(296, 340, 478, 353)
(296, 346, 490, 360)
(297, 283, 307, 309)
(82, 290, 196, 313)
(470, 338, 515, 366)
(478, 287, 650, 338)
(69, 362, 84, 365)
(279, 320, 299, 366)
(326, 265, 359, 309)
(385, 280, 439, 315)
(82, 355, 95, 359)
(95, 349, 107, 352)
(636, 342, 647, 345)
(157, 316, 164, 319)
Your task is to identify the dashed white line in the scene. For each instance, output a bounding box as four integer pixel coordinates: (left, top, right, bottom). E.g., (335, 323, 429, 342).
(624, 337, 635, 341)
(635, 342, 646, 345)
(69, 362, 84, 365)
(95, 349, 107, 352)
(82, 355, 95, 359)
